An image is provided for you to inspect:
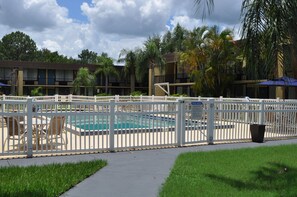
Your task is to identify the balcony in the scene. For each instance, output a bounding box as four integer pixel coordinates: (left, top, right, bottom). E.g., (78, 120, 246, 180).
(155, 73, 190, 84)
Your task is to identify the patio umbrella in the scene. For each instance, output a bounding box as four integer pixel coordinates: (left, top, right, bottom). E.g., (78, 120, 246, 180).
(258, 76, 297, 87)
(0, 82, 9, 87)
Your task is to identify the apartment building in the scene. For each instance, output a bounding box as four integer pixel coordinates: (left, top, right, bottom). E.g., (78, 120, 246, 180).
(0, 60, 142, 96)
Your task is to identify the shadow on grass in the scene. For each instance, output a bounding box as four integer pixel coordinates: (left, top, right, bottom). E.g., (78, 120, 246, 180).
(205, 162, 297, 196)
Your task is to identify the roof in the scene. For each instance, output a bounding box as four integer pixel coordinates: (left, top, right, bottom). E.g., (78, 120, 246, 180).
(0, 60, 124, 71)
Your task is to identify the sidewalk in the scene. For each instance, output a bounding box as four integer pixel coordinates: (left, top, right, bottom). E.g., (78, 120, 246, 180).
(1, 139, 297, 197)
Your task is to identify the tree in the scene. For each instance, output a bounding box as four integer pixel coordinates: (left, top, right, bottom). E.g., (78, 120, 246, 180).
(194, 0, 214, 19)
(95, 53, 119, 94)
(160, 31, 174, 54)
(241, 0, 297, 79)
(34, 48, 75, 63)
(195, 0, 297, 99)
(240, 1, 297, 98)
(179, 26, 209, 95)
(78, 49, 98, 64)
(180, 26, 240, 96)
(118, 49, 140, 93)
(73, 67, 95, 95)
(195, 0, 297, 78)
(0, 31, 37, 61)
(172, 23, 188, 52)
(138, 37, 165, 96)
(161, 24, 188, 54)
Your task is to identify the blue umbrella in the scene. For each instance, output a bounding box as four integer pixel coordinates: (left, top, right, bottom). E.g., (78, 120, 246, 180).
(0, 82, 9, 87)
(259, 76, 297, 87)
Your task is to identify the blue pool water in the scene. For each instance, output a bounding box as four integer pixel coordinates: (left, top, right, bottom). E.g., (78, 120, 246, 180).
(76, 122, 149, 130)
(70, 115, 176, 131)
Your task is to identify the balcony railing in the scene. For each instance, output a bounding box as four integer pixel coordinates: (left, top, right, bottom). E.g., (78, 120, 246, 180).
(155, 73, 190, 83)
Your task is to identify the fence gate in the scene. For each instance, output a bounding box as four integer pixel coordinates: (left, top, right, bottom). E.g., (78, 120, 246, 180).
(178, 100, 209, 145)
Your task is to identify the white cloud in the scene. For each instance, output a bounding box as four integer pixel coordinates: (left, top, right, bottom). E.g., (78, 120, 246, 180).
(82, 0, 170, 36)
(169, 16, 202, 31)
(0, 0, 70, 31)
(0, 0, 242, 59)
(41, 40, 61, 51)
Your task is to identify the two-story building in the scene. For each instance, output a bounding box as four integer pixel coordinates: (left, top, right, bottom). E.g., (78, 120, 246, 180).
(0, 60, 147, 96)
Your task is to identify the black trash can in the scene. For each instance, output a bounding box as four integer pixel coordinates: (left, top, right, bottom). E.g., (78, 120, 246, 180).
(250, 124, 266, 143)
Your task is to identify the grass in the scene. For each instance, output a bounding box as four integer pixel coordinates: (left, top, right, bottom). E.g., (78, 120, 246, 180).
(159, 144, 297, 197)
(0, 160, 107, 197)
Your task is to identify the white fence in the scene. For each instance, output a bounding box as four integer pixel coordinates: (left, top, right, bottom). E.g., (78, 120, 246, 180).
(0, 95, 297, 159)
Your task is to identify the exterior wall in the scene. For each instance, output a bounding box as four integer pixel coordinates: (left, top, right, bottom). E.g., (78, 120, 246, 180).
(0, 60, 139, 96)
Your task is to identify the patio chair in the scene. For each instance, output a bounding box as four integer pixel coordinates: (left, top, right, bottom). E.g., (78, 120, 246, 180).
(3, 116, 26, 148)
(45, 116, 67, 149)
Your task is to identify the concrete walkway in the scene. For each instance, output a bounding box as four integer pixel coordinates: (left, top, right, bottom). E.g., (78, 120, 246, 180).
(1, 139, 297, 197)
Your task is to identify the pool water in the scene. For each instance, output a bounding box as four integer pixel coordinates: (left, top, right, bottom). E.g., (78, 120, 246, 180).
(76, 122, 149, 130)
(69, 115, 175, 131)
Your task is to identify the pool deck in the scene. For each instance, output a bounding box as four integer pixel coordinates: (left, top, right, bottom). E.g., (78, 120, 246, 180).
(0, 138, 296, 197)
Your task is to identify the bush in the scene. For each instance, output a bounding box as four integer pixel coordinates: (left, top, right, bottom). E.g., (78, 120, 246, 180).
(131, 91, 146, 96)
(171, 93, 188, 97)
(96, 93, 112, 96)
(31, 87, 43, 96)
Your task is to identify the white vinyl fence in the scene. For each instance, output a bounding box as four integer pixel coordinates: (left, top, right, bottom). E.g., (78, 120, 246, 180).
(0, 95, 297, 159)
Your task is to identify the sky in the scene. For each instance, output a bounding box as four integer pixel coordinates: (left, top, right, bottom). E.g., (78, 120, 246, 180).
(0, 0, 242, 60)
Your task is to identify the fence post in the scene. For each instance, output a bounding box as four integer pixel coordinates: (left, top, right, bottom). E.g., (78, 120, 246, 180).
(259, 100, 264, 125)
(2, 94, 5, 111)
(54, 94, 58, 102)
(207, 99, 215, 145)
(68, 94, 73, 102)
(109, 99, 115, 152)
(176, 99, 185, 146)
(245, 97, 250, 123)
(219, 96, 223, 120)
(27, 98, 33, 158)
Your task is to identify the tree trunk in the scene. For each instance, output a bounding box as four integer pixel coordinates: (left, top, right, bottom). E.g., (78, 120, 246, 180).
(276, 51, 284, 99)
(148, 67, 153, 96)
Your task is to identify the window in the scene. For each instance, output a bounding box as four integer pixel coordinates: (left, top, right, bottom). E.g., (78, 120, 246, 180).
(0, 68, 12, 80)
(56, 70, 73, 81)
(24, 69, 37, 81)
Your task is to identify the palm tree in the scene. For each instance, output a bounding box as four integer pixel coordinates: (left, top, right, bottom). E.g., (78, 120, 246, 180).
(118, 49, 140, 93)
(241, 1, 297, 98)
(138, 36, 165, 96)
(95, 53, 119, 94)
(180, 26, 240, 96)
(194, 0, 214, 18)
(179, 26, 208, 95)
(195, 0, 297, 98)
(73, 67, 95, 95)
(195, 0, 297, 77)
(241, 1, 297, 78)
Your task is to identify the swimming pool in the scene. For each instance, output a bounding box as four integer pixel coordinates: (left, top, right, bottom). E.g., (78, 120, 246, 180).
(68, 114, 176, 131)
(66, 114, 234, 136)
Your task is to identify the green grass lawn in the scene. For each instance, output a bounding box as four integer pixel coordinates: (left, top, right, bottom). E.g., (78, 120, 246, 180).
(159, 144, 297, 197)
(0, 160, 107, 197)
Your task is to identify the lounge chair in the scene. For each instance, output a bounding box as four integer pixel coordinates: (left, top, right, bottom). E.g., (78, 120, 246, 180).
(3, 116, 26, 148)
(45, 116, 67, 149)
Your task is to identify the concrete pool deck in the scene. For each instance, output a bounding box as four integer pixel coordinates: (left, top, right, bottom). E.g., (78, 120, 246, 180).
(0, 139, 297, 197)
